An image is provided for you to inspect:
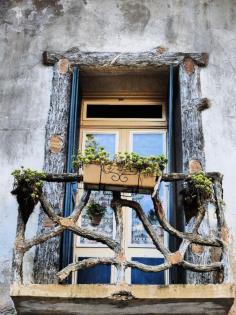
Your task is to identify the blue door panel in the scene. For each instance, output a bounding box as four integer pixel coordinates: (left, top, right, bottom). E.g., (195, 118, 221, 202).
(131, 257, 165, 284)
(77, 257, 111, 284)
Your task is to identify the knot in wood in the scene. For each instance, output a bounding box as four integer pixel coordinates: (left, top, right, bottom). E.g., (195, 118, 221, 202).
(58, 58, 70, 74)
(183, 57, 195, 75)
(15, 239, 25, 252)
(59, 217, 73, 228)
(167, 251, 183, 265)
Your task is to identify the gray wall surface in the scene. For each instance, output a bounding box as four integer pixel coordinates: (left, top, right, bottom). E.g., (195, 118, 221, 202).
(0, 0, 236, 313)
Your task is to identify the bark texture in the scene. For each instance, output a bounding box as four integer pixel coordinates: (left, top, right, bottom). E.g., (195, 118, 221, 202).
(33, 63, 72, 283)
(43, 47, 208, 71)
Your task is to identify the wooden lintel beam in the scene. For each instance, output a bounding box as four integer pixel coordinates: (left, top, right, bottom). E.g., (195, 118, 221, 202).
(43, 47, 208, 69)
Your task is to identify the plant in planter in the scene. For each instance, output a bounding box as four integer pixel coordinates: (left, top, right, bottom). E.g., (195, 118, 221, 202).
(73, 138, 168, 192)
(183, 171, 213, 208)
(86, 199, 107, 226)
(11, 167, 46, 223)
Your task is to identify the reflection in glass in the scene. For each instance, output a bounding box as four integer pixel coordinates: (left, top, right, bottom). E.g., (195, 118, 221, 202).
(85, 133, 116, 158)
(131, 186, 164, 245)
(80, 191, 113, 245)
(132, 133, 163, 156)
(80, 133, 116, 245)
(131, 133, 165, 245)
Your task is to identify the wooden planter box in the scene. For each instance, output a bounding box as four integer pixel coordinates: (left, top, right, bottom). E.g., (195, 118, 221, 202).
(83, 163, 156, 193)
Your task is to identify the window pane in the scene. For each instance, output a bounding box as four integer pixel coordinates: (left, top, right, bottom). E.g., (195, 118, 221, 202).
(131, 189, 164, 245)
(131, 132, 165, 246)
(132, 133, 164, 156)
(80, 132, 117, 245)
(80, 191, 114, 245)
(87, 104, 163, 119)
(85, 133, 116, 158)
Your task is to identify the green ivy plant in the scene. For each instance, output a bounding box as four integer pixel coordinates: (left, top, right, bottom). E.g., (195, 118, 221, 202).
(73, 136, 168, 177)
(187, 171, 213, 202)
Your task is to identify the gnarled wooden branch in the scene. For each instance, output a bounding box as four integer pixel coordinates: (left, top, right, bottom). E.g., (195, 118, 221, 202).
(70, 190, 91, 222)
(126, 261, 171, 273)
(24, 226, 64, 252)
(57, 257, 117, 281)
(181, 261, 223, 272)
(152, 195, 222, 247)
(68, 225, 119, 251)
(120, 198, 170, 258)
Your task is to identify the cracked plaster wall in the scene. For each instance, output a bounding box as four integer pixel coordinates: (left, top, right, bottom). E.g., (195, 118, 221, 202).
(0, 0, 236, 313)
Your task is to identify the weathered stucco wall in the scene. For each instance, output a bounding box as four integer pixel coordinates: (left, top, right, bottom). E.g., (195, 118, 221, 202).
(0, 0, 236, 313)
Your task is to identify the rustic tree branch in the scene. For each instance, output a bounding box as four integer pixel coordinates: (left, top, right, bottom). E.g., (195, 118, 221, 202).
(126, 260, 171, 273)
(70, 190, 91, 222)
(24, 226, 65, 252)
(152, 195, 222, 247)
(43, 48, 208, 69)
(120, 198, 170, 258)
(181, 260, 223, 272)
(57, 257, 117, 281)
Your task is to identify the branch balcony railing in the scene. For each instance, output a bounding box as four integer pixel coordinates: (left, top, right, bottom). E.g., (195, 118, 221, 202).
(11, 171, 228, 285)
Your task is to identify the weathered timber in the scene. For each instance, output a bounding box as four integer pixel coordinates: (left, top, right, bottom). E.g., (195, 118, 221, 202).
(126, 261, 171, 273)
(11, 211, 26, 285)
(179, 58, 206, 171)
(43, 47, 208, 71)
(70, 190, 91, 222)
(179, 57, 214, 284)
(34, 62, 72, 284)
(40, 171, 222, 183)
(111, 192, 126, 283)
(181, 261, 223, 272)
(152, 195, 222, 247)
(120, 198, 170, 258)
(11, 171, 228, 284)
(57, 257, 117, 282)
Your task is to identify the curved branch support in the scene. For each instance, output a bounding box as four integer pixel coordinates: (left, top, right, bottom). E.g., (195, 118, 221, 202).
(152, 195, 222, 247)
(181, 260, 223, 272)
(57, 257, 117, 282)
(126, 261, 171, 273)
(68, 225, 119, 251)
(120, 198, 170, 258)
(24, 226, 65, 252)
(70, 190, 91, 222)
(39, 194, 61, 224)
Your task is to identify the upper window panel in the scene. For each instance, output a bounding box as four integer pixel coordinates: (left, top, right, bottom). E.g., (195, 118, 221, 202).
(86, 104, 163, 119)
(81, 99, 166, 128)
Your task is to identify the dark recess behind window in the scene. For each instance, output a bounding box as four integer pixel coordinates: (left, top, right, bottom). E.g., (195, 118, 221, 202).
(86, 104, 163, 119)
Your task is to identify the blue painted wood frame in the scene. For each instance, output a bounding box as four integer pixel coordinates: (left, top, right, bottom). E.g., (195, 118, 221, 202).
(60, 66, 79, 282)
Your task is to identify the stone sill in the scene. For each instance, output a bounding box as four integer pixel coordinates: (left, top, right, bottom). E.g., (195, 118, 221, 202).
(11, 283, 234, 315)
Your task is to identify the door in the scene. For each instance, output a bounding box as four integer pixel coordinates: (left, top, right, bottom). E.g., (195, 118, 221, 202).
(73, 128, 168, 285)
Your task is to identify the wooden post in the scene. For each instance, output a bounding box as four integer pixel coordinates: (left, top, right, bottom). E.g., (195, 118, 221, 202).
(34, 62, 72, 283)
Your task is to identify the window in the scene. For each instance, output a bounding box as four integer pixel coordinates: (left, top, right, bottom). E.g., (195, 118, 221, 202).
(73, 92, 169, 285)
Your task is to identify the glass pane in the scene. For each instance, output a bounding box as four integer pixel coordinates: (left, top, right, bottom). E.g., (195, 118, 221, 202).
(85, 133, 116, 158)
(131, 132, 165, 246)
(132, 133, 163, 156)
(131, 187, 164, 245)
(80, 191, 113, 245)
(80, 133, 116, 245)
(87, 104, 162, 119)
